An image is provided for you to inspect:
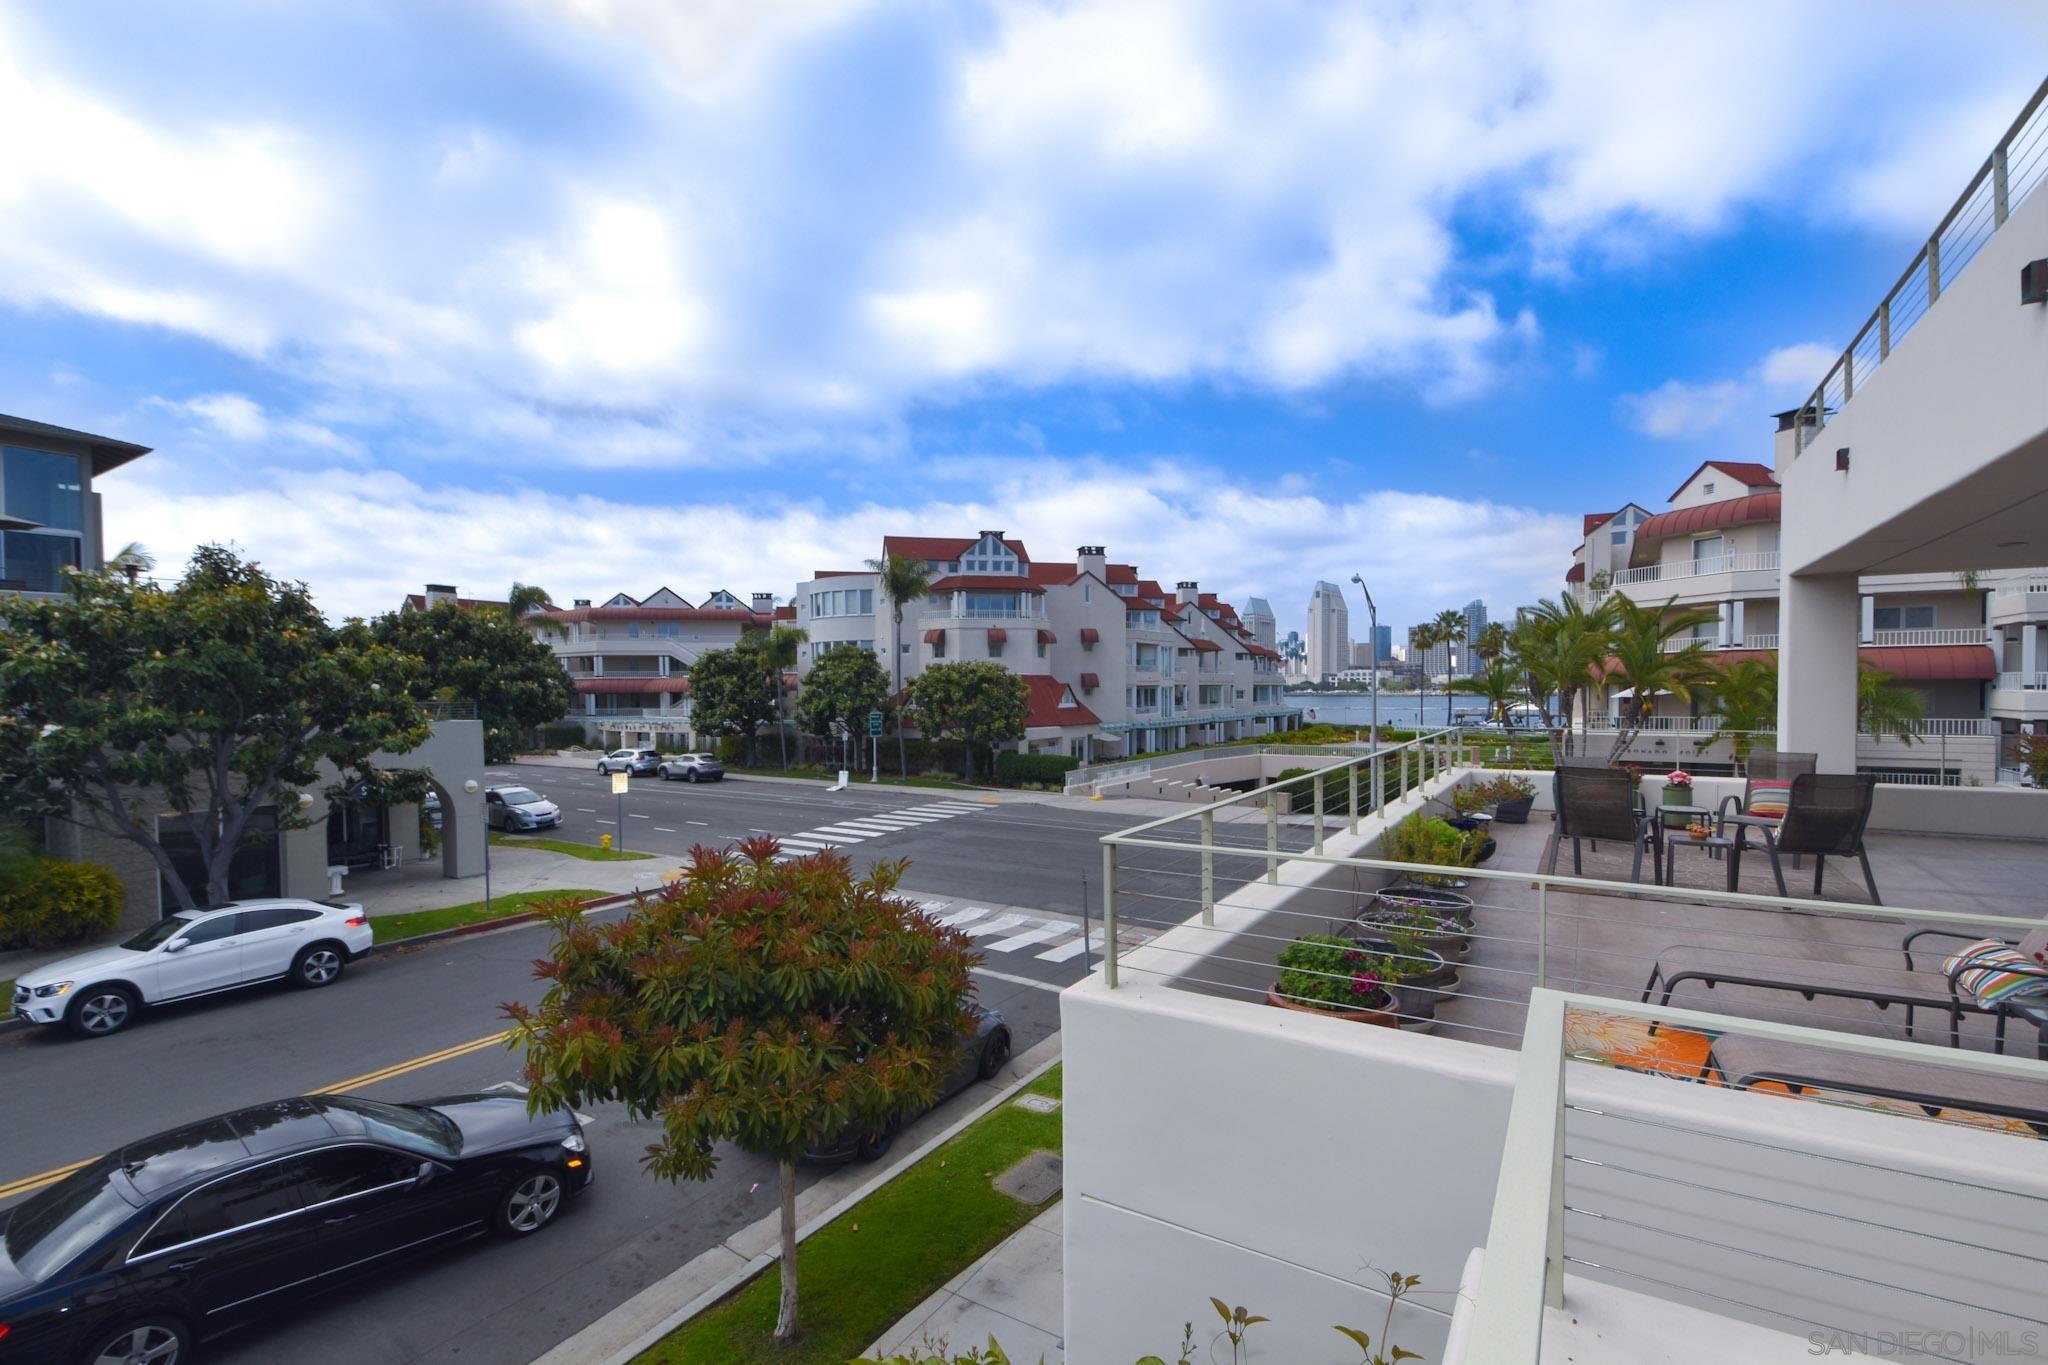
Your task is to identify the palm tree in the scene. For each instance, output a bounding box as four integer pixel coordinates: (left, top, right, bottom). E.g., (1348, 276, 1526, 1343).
(108, 541, 155, 583)
(759, 624, 808, 768)
(1473, 620, 1510, 665)
(1697, 657, 1778, 768)
(866, 553, 933, 777)
(1512, 595, 1617, 757)
(1857, 666, 1926, 744)
(1447, 660, 1528, 729)
(1602, 597, 1721, 761)
(507, 582, 567, 638)
(1429, 608, 1468, 727)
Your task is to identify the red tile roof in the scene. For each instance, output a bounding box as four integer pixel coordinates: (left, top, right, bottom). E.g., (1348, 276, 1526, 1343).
(1630, 493, 1782, 560)
(1105, 564, 1138, 584)
(811, 569, 867, 579)
(1026, 563, 1080, 586)
(1021, 674, 1100, 728)
(574, 677, 687, 695)
(884, 535, 1032, 562)
(1190, 639, 1222, 652)
(1582, 511, 1616, 536)
(1667, 460, 1780, 503)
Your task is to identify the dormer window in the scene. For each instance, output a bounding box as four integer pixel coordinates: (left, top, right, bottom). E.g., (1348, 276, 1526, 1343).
(1702, 482, 1715, 494)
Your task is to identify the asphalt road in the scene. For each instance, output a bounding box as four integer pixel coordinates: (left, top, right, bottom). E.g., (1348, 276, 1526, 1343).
(0, 770, 1314, 1363)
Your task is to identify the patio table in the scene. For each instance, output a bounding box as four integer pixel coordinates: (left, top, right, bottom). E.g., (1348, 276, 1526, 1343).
(1660, 832, 1739, 891)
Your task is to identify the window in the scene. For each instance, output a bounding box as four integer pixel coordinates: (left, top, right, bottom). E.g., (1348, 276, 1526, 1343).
(1611, 529, 1628, 544)
(1702, 481, 1716, 494)
(1, 531, 81, 593)
(134, 1159, 313, 1257)
(298, 1147, 421, 1205)
(1036, 637, 1046, 658)
(2, 446, 84, 531)
(318, 1097, 460, 1157)
(1873, 605, 1936, 631)
(240, 906, 319, 932)
(1131, 686, 1159, 709)
(626, 621, 641, 637)
(657, 622, 680, 638)
(1083, 582, 1091, 602)
(963, 592, 1019, 618)
(5, 1157, 136, 1281)
(930, 635, 945, 659)
(177, 913, 247, 945)
(808, 589, 875, 618)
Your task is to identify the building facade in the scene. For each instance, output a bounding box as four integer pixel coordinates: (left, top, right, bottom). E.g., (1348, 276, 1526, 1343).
(1242, 596, 1277, 649)
(1305, 580, 1349, 683)
(793, 535, 1296, 761)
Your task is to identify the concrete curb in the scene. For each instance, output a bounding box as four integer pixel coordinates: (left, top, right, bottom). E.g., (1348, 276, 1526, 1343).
(529, 1032, 1065, 1365)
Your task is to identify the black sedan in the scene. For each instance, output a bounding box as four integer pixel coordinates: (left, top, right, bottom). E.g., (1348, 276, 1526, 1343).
(0, 1093, 590, 1365)
(806, 1008, 1012, 1165)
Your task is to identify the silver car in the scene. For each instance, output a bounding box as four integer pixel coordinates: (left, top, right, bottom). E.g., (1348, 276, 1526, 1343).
(597, 748, 661, 776)
(485, 785, 563, 831)
(658, 753, 725, 783)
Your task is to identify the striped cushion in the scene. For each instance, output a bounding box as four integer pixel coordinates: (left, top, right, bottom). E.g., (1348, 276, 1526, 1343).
(1942, 938, 2048, 1007)
(1745, 780, 1793, 819)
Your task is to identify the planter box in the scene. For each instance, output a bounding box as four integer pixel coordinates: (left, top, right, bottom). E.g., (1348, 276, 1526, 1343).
(1492, 796, 1535, 824)
(1265, 983, 1397, 1027)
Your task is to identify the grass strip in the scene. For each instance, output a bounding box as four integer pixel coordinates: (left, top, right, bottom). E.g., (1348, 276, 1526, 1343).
(722, 765, 994, 792)
(370, 889, 606, 943)
(490, 833, 655, 861)
(636, 1065, 1063, 1364)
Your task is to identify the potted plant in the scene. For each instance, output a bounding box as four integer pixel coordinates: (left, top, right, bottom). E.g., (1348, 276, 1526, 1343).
(1659, 768, 1698, 829)
(1269, 935, 1398, 1026)
(1382, 812, 1487, 887)
(1356, 931, 1456, 1031)
(1355, 898, 1470, 960)
(1684, 819, 1712, 843)
(1483, 774, 1537, 824)
(1445, 784, 1490, 830)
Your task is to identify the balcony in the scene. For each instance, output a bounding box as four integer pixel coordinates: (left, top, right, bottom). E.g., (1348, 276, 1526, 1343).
(1991, 578, 2048, 625)
(1870, 626, 1992, 645)
(1601, 551, 1781, 607)
(1991, 671, 2048, 720)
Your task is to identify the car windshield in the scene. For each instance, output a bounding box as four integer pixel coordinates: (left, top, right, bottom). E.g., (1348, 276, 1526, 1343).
(319, 1097, 462, 1157)
(500, 789, 542, 805)
(121, 916, 196, 951)
(3, 1157, 135, 1281)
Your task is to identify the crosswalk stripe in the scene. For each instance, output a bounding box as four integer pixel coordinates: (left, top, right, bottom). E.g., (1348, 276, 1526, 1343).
(846, 816, 923, 827)
(886, 812, 954, 822)
(792, 832, 861, 846)
(810, 826, 875, 839)
(961, 913, 1029, 939)
(920, 804, 983, 813)
(1037, 929, 1104, 963)
(986, 921, 1069, 952)
(936, 906, 991, 927)
(832, 820, 911, 833)
(776, 838, 835, 852)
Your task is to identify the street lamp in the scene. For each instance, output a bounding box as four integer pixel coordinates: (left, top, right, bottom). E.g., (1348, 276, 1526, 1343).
(462, 778, 491, 914)
(1349, 575, 1378, 745)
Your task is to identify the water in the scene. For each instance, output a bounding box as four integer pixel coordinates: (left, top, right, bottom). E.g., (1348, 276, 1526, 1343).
(1283, 693, 1486, 728)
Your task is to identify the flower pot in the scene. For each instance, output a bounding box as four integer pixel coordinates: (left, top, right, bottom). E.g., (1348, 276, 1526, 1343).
(1353, 907, 1469, 959)
(1373, 886, 1475, 922)
(1492, 796, 1534, 824)
(1445, 814, 1483, 832)
(1266, 983, 1397, 1027)
(1390, 871, 1472, 891)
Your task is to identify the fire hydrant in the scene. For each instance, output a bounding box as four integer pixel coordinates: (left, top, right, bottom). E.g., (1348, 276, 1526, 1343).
(600, 833, 613, 851)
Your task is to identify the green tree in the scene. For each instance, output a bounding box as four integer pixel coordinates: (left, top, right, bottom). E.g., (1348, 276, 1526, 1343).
(107, 541, 155, 583)
(905, 661, 1029, 780)
(0, 546, 429, 910)
(795, 645, 890, 751)
(1698, 656, 1779, 767)
(1857, 665, 1927, 743)
(1428, 608, 1468, 727)
(1512, 594, 1619, 756)
(507, 582, 567, 638)
(373, 600, 575, 763)
(689, 642, 777, 757)
(1447, 659, 1528, 728)
(868, 554, 934, 777)
(1473, 620, 1510, 664)
(760, 623, 808, 769)
(508, 842, 980, 1343)
(1601, 597, 1720, 762)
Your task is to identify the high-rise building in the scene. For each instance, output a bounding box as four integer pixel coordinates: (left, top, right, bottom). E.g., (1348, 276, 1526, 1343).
(1306, 580, 1349, 682)
(1242, 597, 1277, 649)
(1371, 623, 1393, 664)
(1407, 623, 1454, 682)
(1462, 600, 1489, 675)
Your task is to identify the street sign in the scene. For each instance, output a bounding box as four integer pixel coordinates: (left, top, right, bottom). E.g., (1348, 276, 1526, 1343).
(610, 771, 629, 795)
(868, 710, 884, 737)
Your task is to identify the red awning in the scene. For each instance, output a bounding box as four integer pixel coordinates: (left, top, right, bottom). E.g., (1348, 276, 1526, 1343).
(1629, 493, 1781, 564)
(1698, 645, 1995, 680)
(1190, 639, 1222, 652)
(1564, 562, 1585, 583)
(923, 628, 945, 645)
(1037, 628, 1056, 644)
(1080, 673, 1099, 690)
(574, 677, 685, 695)
(1079, 628, 1100, 645)
(986, 627, 1007, 645)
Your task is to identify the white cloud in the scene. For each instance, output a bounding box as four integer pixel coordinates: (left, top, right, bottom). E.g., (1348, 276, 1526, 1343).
(157, 392, 363, 458)
(1618, 379, 1748, 440)
(1620, 339, 1841, 439)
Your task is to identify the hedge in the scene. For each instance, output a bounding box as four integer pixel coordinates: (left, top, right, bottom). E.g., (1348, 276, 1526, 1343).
(0, 860, 126, 950)
(993, 752, 1081, 787)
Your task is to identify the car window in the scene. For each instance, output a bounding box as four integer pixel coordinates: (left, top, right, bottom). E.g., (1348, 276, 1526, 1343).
(133, 1159, 314, 1258)
(298, 1147, 421, 1205)
(240, 906, 319, 932)
(176, 913, 246, 946)
(4, 1156, 138, 1282)
(123, 916, 196, 951)
(316, 1097, 462, 1157)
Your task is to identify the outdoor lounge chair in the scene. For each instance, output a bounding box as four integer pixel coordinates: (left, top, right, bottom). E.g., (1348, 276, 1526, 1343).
(1552, 766, 1661, 883)
(1730, 772, 1880, 903)
(1701, 1034, 2048, 1136)
(1715, 750, 1816, 849)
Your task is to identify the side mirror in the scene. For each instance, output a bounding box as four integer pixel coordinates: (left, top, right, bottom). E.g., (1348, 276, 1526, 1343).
(163, 939, 188, 954)
(413, 1160, 439, 1187)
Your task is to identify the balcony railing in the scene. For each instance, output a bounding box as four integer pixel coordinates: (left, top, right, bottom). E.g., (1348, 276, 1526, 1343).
(1608, 551, 1780, 587)
(1869, 627, 1992, 646)
(1996, 671, 2048, 690)
(1579, 715, 1997, 737)
(1794, 76, 2048, 451)
(1995, 579, 2048, 597)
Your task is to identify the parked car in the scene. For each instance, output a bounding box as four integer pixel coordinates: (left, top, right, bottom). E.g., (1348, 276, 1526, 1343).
(805, 1006, 1012, 1164)
(657, 753, 725, 783)
(10, 900, 372, 1039)
(483, 785, 562, 832)
(597, 749, 660, 776)
(0, 1092, 591, 1364)
(422, 789, 443, 830)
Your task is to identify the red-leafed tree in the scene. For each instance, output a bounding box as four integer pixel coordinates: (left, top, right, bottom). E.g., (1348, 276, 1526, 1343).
(506, 838, 980, 1342)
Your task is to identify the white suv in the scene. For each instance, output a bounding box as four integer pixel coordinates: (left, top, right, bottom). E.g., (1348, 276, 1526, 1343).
(10, 899, 373, 1039)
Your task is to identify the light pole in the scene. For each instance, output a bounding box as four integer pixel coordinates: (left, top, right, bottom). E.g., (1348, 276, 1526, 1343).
(462, 779, 491, 915)
(1349, 575, 1378, 745)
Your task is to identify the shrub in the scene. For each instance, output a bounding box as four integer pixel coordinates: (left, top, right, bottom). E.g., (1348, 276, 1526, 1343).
(1478, 773, 1537, 804)
(1381, 813, 1484, 877)
(716, 734, 748, 765)
(1274, 934, 1395, 1012)
(531, 723, 589, 752)
(0, 860, 126, 950)
(993, 752, 1080, 787)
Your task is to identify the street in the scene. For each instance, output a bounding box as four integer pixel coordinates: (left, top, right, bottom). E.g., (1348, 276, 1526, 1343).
(0, 768, 1314, 1363)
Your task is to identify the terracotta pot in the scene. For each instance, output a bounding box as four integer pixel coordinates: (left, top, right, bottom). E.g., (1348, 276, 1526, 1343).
(1266, 983, 1398, 1027)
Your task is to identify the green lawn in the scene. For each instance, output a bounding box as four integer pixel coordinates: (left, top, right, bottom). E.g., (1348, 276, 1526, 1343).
(370, 889, 607, 944)
(490, 833, 655, 861)
(636, 1066, 1064, 1365)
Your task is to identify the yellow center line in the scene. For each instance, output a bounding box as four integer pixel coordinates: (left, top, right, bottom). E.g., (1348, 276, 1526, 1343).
(0, 1029, 521, 1203)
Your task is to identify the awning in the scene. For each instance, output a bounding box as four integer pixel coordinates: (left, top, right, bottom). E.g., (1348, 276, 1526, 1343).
(986, 627, 1007, 645)
(574, 677, 685, 695)
(1859, 645, 1995, 681)
(1080, 673, 1100, 690)
(1190, 639, 1222, 652)
(1079, 628, 1100, 645)
(923, 628, 945, 645)
(1037, 628, 1056, 644)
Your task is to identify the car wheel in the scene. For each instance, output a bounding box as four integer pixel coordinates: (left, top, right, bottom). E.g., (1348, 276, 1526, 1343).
(977, 1027, 1013, 1080)
(686, 770, 698, 783)
(292, 943, 347, 988)
(495, 1169, 565, 1236)
(82, 1316, 190, 1365)
(856, 1118, 901, 1163)
(67, 985, 138, 1039)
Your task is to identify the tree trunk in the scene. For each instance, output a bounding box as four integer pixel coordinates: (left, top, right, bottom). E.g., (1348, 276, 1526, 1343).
(773, 1158, 800, 1340)
(961, 738, 973, 781)
(893, 607, 908, 779)
(775, 675, 789, 769)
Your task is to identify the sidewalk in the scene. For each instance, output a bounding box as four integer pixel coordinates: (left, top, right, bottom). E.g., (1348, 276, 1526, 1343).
(337, 844, 686, 918)
(504, 752, 1013, 800)
(864, 1203, 1065, 1362)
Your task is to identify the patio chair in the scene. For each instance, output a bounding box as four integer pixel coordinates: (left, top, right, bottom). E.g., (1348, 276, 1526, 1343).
(1552, 766, 1661, 883)
(1732, 772, 1880, 903)
(1715, 750, 1817, 858)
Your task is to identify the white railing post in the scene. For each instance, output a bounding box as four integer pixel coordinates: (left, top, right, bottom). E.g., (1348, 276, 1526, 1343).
(1100, 843, 1119, 988)
(1266, 800, 1279, 884)
(1401, 745, 1411, 796)
(1200, 809, 1214, 925)
(1927, 235, 1942, 305)
(1993, 143, 2010, 226)
(1313, 774, 1325, 854)
(1536, 881, 1547, 990)
(1879, 295, 1891, 359)
(1348, 760, 1360, 835)
(1371, 751, 1383, 816)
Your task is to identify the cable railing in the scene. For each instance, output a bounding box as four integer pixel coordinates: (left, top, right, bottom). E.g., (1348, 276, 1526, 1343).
(1457, 990, 2048, 1363)
(1793, 76, 2048, 453)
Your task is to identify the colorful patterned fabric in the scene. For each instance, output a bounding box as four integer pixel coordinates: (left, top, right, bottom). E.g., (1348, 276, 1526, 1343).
(1745, 779, 1793, 819)
(1942, 938, 2048, 1007)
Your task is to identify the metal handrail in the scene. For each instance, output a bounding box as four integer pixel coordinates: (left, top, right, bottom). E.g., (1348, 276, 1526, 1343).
(1794, 76, 2048, 452)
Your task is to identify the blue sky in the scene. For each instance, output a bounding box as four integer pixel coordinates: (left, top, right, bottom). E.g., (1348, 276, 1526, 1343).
(2, 1, 2043, 634)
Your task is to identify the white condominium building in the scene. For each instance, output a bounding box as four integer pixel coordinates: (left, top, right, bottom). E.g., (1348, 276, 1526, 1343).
(1305, 579, 1349, 683)
(1242, 596, 1277, 649)
(795, 534, 1296, 761)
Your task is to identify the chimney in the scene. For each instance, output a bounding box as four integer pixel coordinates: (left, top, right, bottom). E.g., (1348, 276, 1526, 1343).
(1177, 580, 1199, 607)
(1077, 545, 1106, 577)
(751, 592, 776, 614)
(425, 583, 457, 606)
